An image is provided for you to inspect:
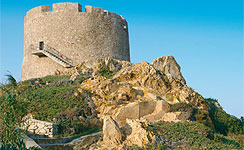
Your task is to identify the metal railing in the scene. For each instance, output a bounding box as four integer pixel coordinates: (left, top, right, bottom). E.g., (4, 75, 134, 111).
(30, 44, 73, 66)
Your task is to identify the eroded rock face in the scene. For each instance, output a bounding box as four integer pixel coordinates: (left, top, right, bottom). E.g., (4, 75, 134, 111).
(72, 56, 207, 126)
(152, 56, 186, 85)
(124, 119, 155, 147)
(113, 61, 169, 92)
(102, 116, 123, 147)
(46, 56, 212, 149)
(142, 100, 171, 122)
(99, 116, 157, 149)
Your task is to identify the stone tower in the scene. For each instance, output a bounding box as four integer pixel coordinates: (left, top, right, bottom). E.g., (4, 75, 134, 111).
(21, 2, 130, 81)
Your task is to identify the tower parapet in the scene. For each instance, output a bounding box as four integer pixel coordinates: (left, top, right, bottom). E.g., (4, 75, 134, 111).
(25, 3, 126, 20)
(53, 3, 82, 12)
(21, 3, 130, 81)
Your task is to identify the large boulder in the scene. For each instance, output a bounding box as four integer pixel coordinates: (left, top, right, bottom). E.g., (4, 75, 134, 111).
(97, 116, 158, 149)
(124, 119, 156, 147)
(102, 116, 123, 147)
(113, 61, 169, 92)
(152, 56, 186, 85)
(113, 102, 140, 126)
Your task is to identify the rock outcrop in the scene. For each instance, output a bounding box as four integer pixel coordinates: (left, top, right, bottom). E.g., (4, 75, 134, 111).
(70, 56, 207, 127)
(91, 116, 158, 150)
(152, 55, 186, 85)
(102, 116, 123, 146)
(46, 55, 211, 148)
(123, 119, 155, 147)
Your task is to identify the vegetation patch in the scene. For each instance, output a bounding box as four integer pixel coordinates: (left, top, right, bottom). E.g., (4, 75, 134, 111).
(205, 98, 218, 102)
(207, 100, 244, 135)
(0, 88, 42, 150)
(147, 121, 244, 149)
(170, 102, 193, 112)
(99, 67, 114, 79)
(1, 75, 101, 137)
(170, 101, 244, 136)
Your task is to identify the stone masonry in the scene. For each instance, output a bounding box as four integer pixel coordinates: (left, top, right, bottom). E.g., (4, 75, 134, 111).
(21, 3, 130, 81)
(23, 117, 58, 138)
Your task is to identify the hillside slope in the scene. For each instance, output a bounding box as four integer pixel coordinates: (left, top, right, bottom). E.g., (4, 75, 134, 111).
(1, 56, 243, 149)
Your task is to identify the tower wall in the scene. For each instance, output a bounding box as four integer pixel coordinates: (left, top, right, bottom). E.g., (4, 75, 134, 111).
(21, 3, 130, 81)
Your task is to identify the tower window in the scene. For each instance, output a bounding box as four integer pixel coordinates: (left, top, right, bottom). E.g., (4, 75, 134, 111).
(39, 41, 44, 50)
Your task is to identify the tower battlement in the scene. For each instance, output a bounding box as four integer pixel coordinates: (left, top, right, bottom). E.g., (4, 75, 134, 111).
(53, 3, 82, 12)
(21, 3, 130, 81)
(26, 6, 50, 16)
(25, 3, 125, 20)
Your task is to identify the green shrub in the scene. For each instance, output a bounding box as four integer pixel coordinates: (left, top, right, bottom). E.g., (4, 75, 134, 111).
(192, 109, 215, 129)
(170, 102, 193, 112)
(0, 88, 27, 146)
(148, 121, 244, 149)
(0, 138, 43, 150)
(170, 99, 244, 136)
(99, 67, 114, 79)
(208, 101, 244, 135)
(5, 74, 17, 86)
(40, 75, 70, 84)
(0, 88, 42, 150)
(205, 98, 218, 102)
(128, 121, 244, 149)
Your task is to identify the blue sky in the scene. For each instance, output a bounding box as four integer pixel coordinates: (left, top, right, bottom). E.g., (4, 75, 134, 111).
(0, 0, 243, 117)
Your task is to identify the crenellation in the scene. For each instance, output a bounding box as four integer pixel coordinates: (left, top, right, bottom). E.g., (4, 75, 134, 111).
(85, 6, 123, 19)
(53, 3, 82, 12)
(25, 4, 124, 19)
(85, 6, 104, 15)
(26, 6, 50, 16)
(104, 10, 109, 16)
(106, 11, 117, 17)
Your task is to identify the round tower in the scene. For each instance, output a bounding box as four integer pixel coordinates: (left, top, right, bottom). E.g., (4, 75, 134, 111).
(21, 3, 130, 81)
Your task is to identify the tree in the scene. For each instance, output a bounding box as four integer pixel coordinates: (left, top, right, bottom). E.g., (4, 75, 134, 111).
(5, 73, 17, 86)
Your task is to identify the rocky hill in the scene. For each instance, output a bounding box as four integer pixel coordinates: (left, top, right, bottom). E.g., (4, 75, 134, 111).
(1, 56, 244, 149)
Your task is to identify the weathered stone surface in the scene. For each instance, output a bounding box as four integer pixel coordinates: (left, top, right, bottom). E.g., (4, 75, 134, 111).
(95, 116, 157, 149)
(152, 56, 186, 85)
(77, 56, 206, 108)
(93, 57, 132, 74)
(57, 56, 208, 131)
(96, 100, 169, 127)
(113, 102, 140, 126)
(113, 61, 169, 92)
(103, 116, 123, 147)
(161, 111, 191, 122)
(21, 117, 57, 137)
(142, 100, 170, 121)
(124, 119, 155, 147)
(139, 101, 157, 117)
(23, 135, 41, 149)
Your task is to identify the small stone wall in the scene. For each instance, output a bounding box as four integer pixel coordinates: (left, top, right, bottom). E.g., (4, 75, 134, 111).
(23, 117, 57, 137)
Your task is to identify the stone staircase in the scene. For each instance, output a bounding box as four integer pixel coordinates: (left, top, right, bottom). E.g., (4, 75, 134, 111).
(31, 44, 73, 68)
